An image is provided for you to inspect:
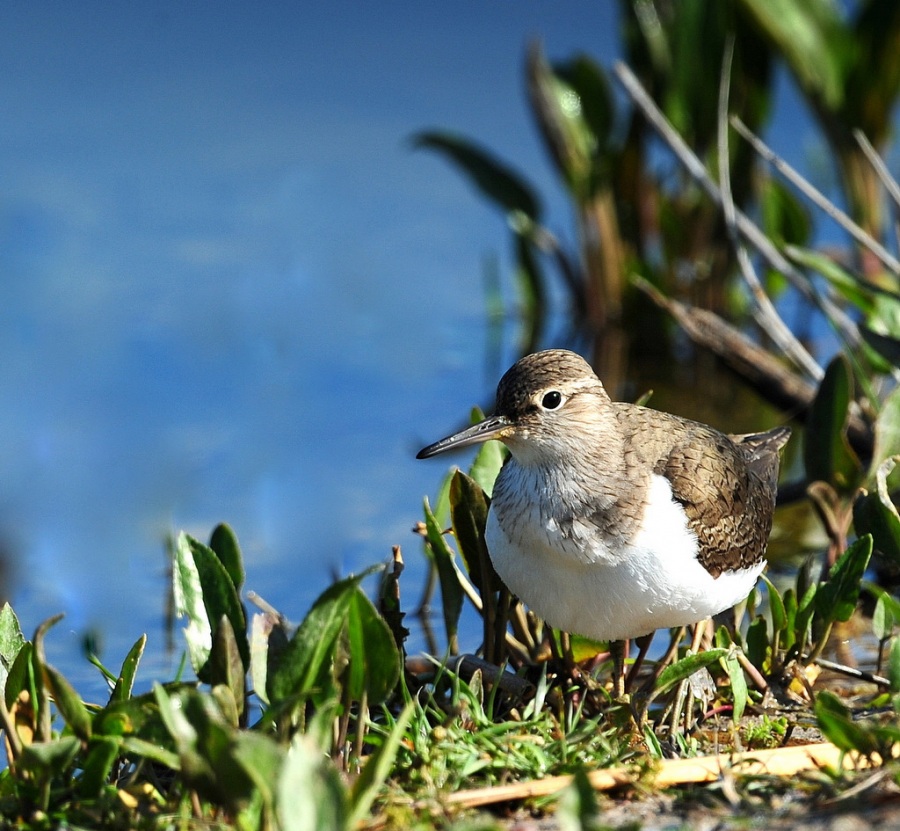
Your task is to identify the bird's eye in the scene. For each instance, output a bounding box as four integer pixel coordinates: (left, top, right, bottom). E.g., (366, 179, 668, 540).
(541, 390, 563, 410)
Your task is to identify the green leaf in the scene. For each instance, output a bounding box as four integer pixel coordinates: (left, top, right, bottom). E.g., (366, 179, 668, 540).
(209, 523, 245, 592)
(889, 637, 900, 694)
(816, 535, 873, 626)
(278, 733, 348, 831)
(762, 576, 786, 636)
(556, 766, 600, 831)
(412, 130, 541, 222)
(745, 617, 769, 671)
(760, 180, 811, 247)
(110, 634, 146, 703)
(527, 44, 597, 197)
(209, 615, 245, 721)
(5, 641, 34, 709)
(18, 736, 81, 777)
(249, 608, 290, 707)
(736, 0, 846, 110)
(786, 245, 874, 313)
(654, 648, 728, 697)
(803, 355, 860, 490)
(173, 532, 249, 679)
(872, 388, 900, 478)
(724, 651, 748, 723)
(467, 409, 506, 498)
(347, 702, 414, 827)
(121, 735, 181, 770)
(815, 689, 877, 755)
(79, 736, 121, 797)
(0, 603, 25, 697)
(343, 588, 401, 706)
(873, 594, 897, 642)
(422, 497, 464, 652)
(43, 663, 92, 742)
(854, 458, 900, 569)
(268, 571, 371, 706)
(449, 470, 497, 596)
(230, 730, 286, 812)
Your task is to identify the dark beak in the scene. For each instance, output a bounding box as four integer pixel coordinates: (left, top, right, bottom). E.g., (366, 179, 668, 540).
(416, 414, 511, 459)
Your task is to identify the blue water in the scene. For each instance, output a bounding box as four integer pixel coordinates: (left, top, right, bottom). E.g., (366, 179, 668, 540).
(0, 3, 828, 702)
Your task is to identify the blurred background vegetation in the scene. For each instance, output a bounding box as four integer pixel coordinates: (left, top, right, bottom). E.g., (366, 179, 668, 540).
(3, 1, 900, 828)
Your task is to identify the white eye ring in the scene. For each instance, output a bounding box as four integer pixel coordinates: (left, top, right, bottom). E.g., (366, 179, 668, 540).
(541, 390, 563, 410)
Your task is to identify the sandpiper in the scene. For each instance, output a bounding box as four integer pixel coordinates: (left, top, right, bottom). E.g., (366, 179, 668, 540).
(417, 349, 789, 692)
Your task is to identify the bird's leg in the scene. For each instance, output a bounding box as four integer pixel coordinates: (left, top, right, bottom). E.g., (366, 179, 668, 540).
(669, 619, 712, 734)
(609, 639, 627, 698)
(625, 632, 654, 691)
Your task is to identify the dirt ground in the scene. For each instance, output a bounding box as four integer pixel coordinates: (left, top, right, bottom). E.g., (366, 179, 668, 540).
(500, 781, 900, 830)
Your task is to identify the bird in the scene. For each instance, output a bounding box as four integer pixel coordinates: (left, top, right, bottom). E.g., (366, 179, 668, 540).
(417, 349, 790, 694)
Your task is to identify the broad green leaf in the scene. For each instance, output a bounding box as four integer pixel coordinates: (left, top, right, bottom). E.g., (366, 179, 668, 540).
(555, 55, 614, 152)
(745, 616, 769, 671)
(0, 603, 25, 696)
(209, 522, 245, 592)
(736, 0, 845, 110)
(32, 613, 63, 742)
(853, 459, 900, 570)
(5, 641, 34, 709)
(155, 684, 256, 809)
(18, 736, 80, 777)
(794, 581, 819, 651)
(278, 733, 348, 831)
(268, 571, 370, 705)
(527, 44, 596, 197)
(781, 587, 798, 653)
(173, 532, 249, 678)
(760, 180, 811, 248)
(43, 663, 92, 741)
(249, 609, 290, 707)
(873, 594, 897, 642)
(343, 587, 401, 706)
(347, 702, 414, 827)
(121, 736, 181, 770)
(467, 410, 506, 497)
(867, 583, 900, 641)
(872, 389, 900, 479)
(556, 766, 601, 831)
(209, 615, 245, 721)
(172, 533, 214, 674)
(816, 535, 873, 626)
(761, 576, 786, 636)
(803, 355, 860, 491)
(110, 634, 146, 703)
(815, 689, 878, 755)
(422, 497, 464, 653)
(654, 648, 728, 697)
(889, 637, 900, 694)
(412, 130, 541, 222)
(230, 730, 286, 811)
(449, 470, 497, 595)
(785, 245, 874, 313)
(79, 736, 121, 797)
(723, 652, 748, 723)
(514, 229, 546, 326)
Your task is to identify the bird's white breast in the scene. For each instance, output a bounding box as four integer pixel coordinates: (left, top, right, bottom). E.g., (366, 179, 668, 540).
(486, 473, 764, 642)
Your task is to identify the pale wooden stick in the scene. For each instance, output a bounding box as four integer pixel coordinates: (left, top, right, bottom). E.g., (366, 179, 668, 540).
(438, 742, 868, 809)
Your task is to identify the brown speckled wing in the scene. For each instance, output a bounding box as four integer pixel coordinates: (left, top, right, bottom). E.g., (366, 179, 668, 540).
(617, 405, 790, 578)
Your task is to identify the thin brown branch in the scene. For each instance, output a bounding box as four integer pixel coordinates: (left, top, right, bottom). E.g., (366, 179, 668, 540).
(633, 276, 873, 458)
(732, 117, 900, 276)
(613, 61, 863, 356)
(854, 129, 900, 215)
(716, 41, 822, 382)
